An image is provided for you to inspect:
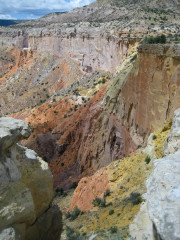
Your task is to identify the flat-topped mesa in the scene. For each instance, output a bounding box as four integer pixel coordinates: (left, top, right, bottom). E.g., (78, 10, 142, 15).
(0, 117, 62, 240)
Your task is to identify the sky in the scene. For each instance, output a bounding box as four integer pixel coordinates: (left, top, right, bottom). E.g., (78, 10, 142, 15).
(0, 0, 95, 20)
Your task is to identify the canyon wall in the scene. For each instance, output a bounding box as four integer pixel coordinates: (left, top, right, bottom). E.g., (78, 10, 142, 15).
(0, 29, 28, 49)
(17, 43, 180, 190)
(104, 44, 180, 145)
(0, 26, 131, 73)
(28, 28, 130, 73)
(0, 117, 62, 240)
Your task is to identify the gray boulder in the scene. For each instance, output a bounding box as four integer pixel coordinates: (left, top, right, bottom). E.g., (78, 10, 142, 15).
(0, 117, 62, 240)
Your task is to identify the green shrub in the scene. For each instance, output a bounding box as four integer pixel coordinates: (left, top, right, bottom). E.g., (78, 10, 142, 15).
(55, 188, 64, 196)
(92, 197, 106, 207)
(130, 54, 137, 62)
(137, 145, 142, 149)
(129, 192, 142, 205)
(104, 189, 111, 197)
(69, 206, 81, 221)
(102, 78, 106, 84)
(145, 156, 151, 164)
(66, 226, 82, 240)
(71, 182, 78, 189)
(142, 34, 166, 44)
(152, 135, 157, 140)
(110, 226, 117, 233)
(109, 209, 114, 215)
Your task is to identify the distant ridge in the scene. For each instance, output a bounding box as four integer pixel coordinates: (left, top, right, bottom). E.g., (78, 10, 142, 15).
(0, 19, 28, 26)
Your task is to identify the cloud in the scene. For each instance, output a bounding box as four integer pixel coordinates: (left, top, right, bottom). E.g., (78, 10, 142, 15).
(0, 0, 95, 19)
(0, 14, 16, 19)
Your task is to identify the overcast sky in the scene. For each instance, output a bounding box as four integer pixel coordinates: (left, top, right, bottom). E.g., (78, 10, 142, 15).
(0, 0, 94, 20)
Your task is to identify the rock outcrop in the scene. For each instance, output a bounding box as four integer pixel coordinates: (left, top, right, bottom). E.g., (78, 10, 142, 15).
(0, 117, 62, 240)
(104, 44, 180, 146)
(130, 108, 180, 240)
(164, 108, 180, 156)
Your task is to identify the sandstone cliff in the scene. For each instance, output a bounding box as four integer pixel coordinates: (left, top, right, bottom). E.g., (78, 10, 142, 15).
(104, 44, 180, 145)
(0, 117, 62, 240)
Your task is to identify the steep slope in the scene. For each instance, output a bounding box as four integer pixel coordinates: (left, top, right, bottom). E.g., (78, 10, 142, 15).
(104, 44, 180, 144)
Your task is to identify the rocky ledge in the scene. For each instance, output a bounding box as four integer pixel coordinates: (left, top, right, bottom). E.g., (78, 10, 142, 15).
(0, 117, 62, 240)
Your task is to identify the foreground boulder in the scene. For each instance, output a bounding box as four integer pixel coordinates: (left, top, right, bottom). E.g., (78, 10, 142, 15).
(146, 151, 180, 240)
(0, 117, 62, 240)
(146, 108, 180, 240)
(130, 109, 180, 240)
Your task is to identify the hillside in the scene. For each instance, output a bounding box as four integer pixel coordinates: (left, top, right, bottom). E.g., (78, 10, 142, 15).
(0, 19, 27, 26)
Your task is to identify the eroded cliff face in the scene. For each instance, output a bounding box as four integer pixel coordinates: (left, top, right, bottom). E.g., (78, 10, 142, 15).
(0, 26, 132, 73)
(0, 117, 62, 240)
(28, 30, 130, 73)
(104, 44, 180, 145)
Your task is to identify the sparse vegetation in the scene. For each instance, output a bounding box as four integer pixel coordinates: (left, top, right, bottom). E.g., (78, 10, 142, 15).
(109, 209, 114, 215)
(145, 156, 151, 164)
(92, 197, 106, 208)
(152, 135, 157, 140)
(128, 192, 142, 205)
(71, 182, 78, 189)
(110, 226, 118, 234)
(66, 206, 83, 221)
(104, 189, 111, 197)
(66, 226, 82, 240)
(142, 34, 166, 44)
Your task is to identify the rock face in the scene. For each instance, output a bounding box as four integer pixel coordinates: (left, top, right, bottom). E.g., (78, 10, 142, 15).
(146, 108, 180, 240)
(0, 27, 131, 73)
(130, 108, 180, 240)
(164, 108, 180, 156)
(104, 44, 180, 146)
(69, 167, 109, 211)
(0, 117, 62, 240)
(146, 151, 180, 240)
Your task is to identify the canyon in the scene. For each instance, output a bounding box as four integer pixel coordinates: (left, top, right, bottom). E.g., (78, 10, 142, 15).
(0, 0, 180, 239)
